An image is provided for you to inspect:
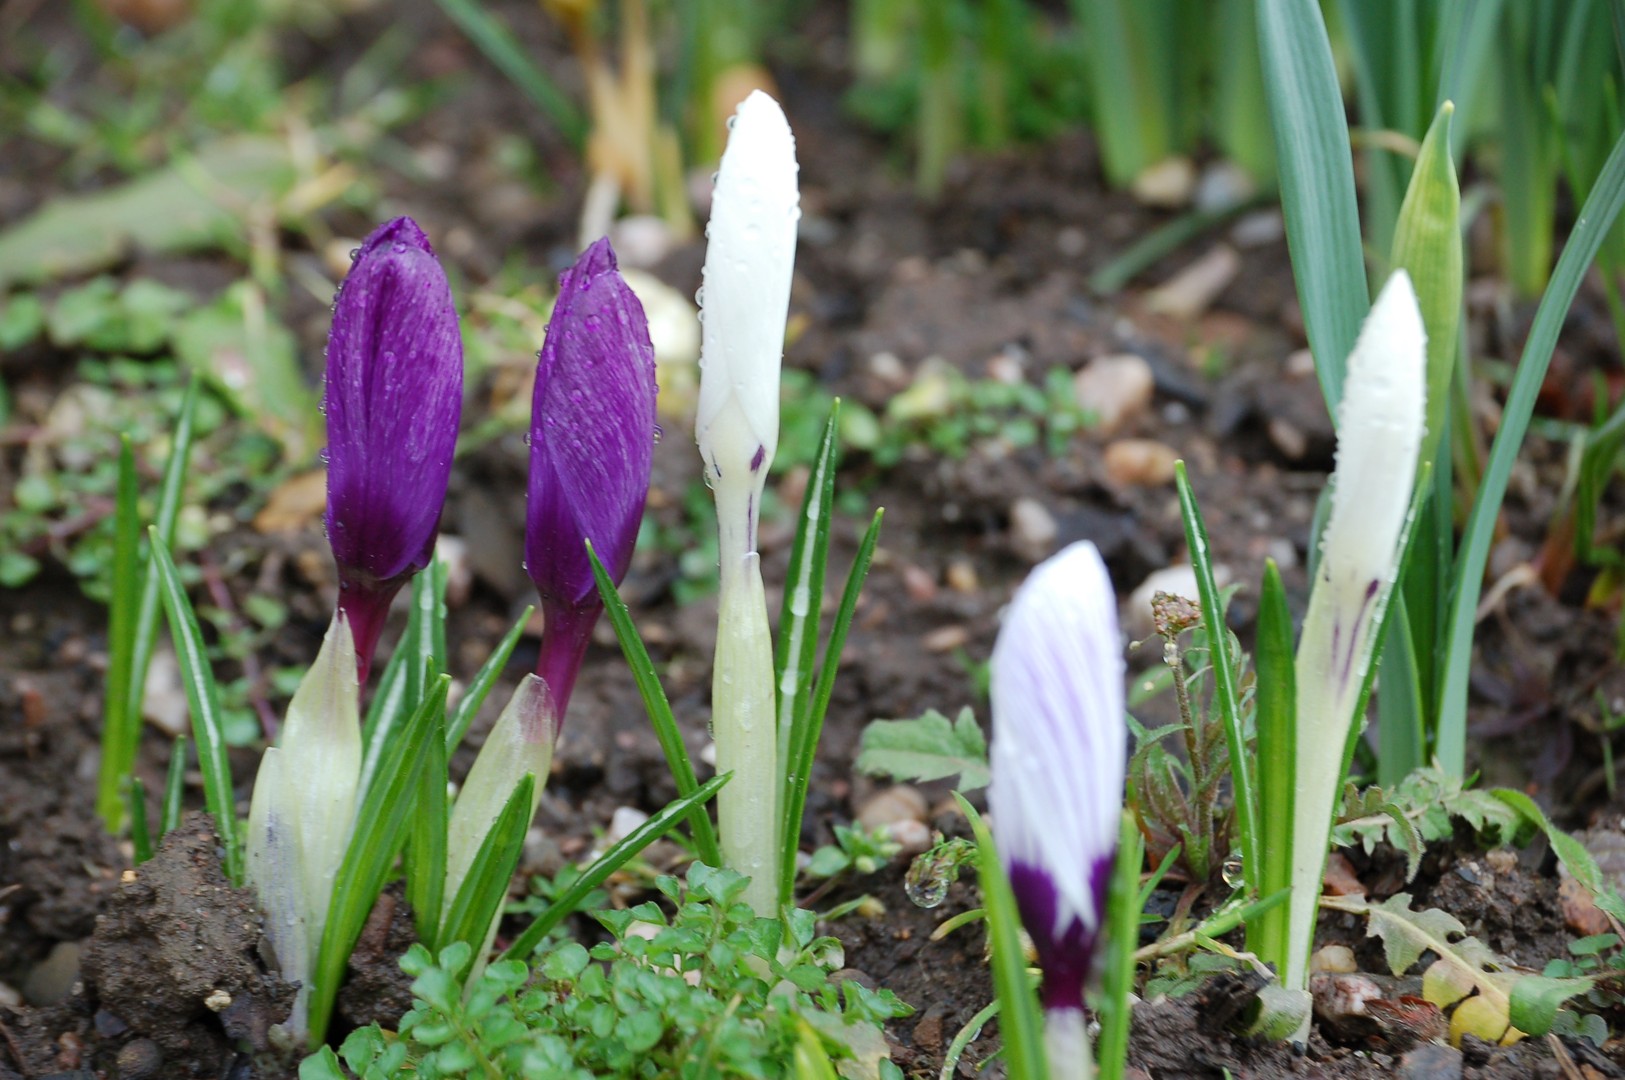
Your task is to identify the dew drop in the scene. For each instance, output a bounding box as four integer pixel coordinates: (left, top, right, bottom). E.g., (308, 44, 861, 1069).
(391, 241, 407, 254)
(726, 115, 736, 130)
(652, 424, 664, 445)
(348, 248, 359, 262)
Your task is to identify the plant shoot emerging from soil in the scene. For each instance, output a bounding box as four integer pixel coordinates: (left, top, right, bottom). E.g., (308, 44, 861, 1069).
(990, 541, 1128, 1077)
(696, 89, 800, 916)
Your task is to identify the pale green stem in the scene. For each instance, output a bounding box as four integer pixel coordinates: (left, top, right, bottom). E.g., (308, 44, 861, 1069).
(713, 477, 779, 917)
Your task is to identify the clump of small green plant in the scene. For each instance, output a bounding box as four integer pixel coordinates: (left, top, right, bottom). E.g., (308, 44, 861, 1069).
(306, 864, 912, 1080)
(1126, 590, 1252, 886)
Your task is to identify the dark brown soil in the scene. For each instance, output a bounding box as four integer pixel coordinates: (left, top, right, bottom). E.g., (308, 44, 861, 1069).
(4, 0, 1625, 1077)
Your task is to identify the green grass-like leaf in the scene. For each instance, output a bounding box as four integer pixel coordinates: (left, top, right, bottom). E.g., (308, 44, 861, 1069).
(1257, 0, 1369, 410)
(97, 436, 142, 831)
(160, 735, 186, 838)
(587, 541, 721, 868)
(502, 771, 732, 962)
(1096, 812, 1143, 1080)
(779, 508, 884, 907)
(958, 794, 1047, 1079)
(1437, 127, 1625, 773)
(446, 605, 532, 751)
(148, 528, 241, 884)
(308, 674, 450, 1047)
(1248, 559, 1296, 970)
(439, 773, 534, 972)
(128, 776, 153, 865)
(1172, 462, 1258, 886)
(429, 0, 584, 144)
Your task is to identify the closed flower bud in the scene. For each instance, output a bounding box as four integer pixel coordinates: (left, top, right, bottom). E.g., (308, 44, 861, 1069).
(525, 237, 658, 727)
(323, 217, 463, 681)
(990, 542, 1126, 1043)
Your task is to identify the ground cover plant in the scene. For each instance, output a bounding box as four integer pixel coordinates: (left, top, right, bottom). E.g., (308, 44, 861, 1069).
(5, 1, 1625, 1078)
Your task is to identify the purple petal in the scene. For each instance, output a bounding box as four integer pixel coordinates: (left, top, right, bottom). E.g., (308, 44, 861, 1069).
(323, 217, 463, 678)
(525, 238, 658, 719)
(989, 541, 1127, 1001)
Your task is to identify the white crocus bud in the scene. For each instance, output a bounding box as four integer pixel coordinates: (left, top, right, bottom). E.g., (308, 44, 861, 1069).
(1284, 271, 1426, 1010)
(246, 612, 362, 1039)
(696, 89, 800, 917)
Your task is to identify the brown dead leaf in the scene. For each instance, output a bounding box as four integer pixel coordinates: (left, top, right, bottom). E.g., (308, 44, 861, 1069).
(254, 470, 326, 534)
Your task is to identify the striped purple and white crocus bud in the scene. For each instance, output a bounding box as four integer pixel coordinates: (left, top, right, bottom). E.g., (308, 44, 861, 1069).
(323, 216, 464, 683)
(1284, 271, 1426, 1014)
(989, 541, 1126, 1077)
(445, 238, 657, 925)
(696, 89, 800, 916)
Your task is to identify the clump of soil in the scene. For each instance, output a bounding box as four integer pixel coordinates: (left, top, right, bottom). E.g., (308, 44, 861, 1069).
(1, 814, 295, 1080)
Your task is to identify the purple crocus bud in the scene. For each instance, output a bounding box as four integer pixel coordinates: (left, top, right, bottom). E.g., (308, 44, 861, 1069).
(524, 237, 657, 730)
(989, 541, 1126, 1069)
(323, 217, 463, 682)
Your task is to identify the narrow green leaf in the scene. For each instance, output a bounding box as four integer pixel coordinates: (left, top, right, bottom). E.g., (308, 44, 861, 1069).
(779, 508, 883, 908)
(1172, 463, 1259, 883)
(308, 675, 450, 1047)
(124, 376, 201, 731)
(439, 773, 533, 972)
(776, 401, 841, 793)
(446, 606, 532, 751)
(429, 0, 585, 144)
(502, 772, 732, 962)
(587, 541, 720, 867)
(148, 529, 241, 884)
(1257, 0, 1369, 409)
(1096, 813, 1144, 1080)
(1438, 128, 1625, 773)
(129, 777, 153, 864)
(97, 436, 143, 832)
(160, 735, 186, 838)
(1391, 102, 1463, 477)
(1375, 596, 1426, 787)
(407, 695, 449, 950)
(957, 794, 1047, 1080)
(1248, 559, 1296, 970)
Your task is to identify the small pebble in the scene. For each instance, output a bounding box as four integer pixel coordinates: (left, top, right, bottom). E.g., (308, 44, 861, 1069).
(1285, 348, 1317, 379)
(1398, 1042, 1463, 1080)
(1009, 498, 1058, 562)
(1131, 156, 1197, 208)
(883, 818, 933, 857)
(901, 563, 938, 603)
(607, 215, 677, 268)
(1073, 354, 1154, 435)
(922, 624, 969, 653)
(1103, 439, 1179, 487)
(1195, 161, 1258, 211)
(1231, 208, 1286, 248)
(1268, 417, 1309, 461)
(23, 940, 81, 1005)
(945, 558, 979, 594)
(116, 1038, 164, 1080)
(1145, 245, 1241, 320)
(1310, 945, 1357, 974)
(857, 785, 928, 830)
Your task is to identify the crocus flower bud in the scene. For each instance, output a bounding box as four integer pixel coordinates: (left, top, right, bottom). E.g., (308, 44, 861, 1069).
(989, 541, 1126, 1075)
(524, 237, 658, 726)
(695, 89, 800, 916)
(324, 217, 463, 681)
(695, 89, 799, 527)
(1285, 270, 1426, 1002)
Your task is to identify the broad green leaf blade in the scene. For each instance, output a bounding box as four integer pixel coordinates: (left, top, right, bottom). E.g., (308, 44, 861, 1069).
(160, 736, 187, 838)
(446, 606, 533, 751)
(308, 675, 450, 1046)
(148, 530, 241, 884)
(1509, 975, 1594, 1036)
(779, 508, 883, 908)
(97, 436, 143, 831)
(439, 773, 534, 970)
(1257, 0, 1369, 410)
(776, 401, 841, 788)
(501, 772, 732, 962)
(854, 708, 989, 790)
(1173, 463, 1258, 881)
(1248, 560, 1296, 970)
(957, 794, 1046, 1080)
(587, 541, 720, 867)
(1438, 128, 1625, 773)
